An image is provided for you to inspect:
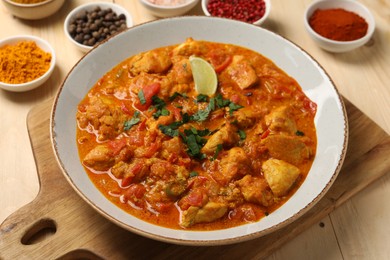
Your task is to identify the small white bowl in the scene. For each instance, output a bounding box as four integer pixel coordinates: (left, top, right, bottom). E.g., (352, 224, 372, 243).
(64, 2, 133, 53)
(201, 0, 271, 26)
(139, 0, 199, 18)
(1, 0, 65, 20)
(0, 35, 56, 92)
(304, 0, 375, 53)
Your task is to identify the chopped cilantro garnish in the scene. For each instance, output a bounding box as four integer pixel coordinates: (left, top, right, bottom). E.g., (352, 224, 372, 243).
(138, 89, 146, 105)
(158, 125, 179, 137)
(191, 109, 210, 122)
(157, 93, 243, 160)
(153, 107, 170, 119)
(296, 130, 305, 136)
(189, 171, 199, 178)
(169, 92, 188, 101)
(196, 94, 209, 103)
(228, 102, 244, 115)
(214, 94, 230, 108)
(152, 95, 166, 109)
(151, 96, 170, 119)
(238, 129, 246, 140)
(124, 111, 140, 131)
(212, 144, 223, 161)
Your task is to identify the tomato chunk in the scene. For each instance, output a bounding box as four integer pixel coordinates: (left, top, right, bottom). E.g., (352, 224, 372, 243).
(134, 82, 161, 111)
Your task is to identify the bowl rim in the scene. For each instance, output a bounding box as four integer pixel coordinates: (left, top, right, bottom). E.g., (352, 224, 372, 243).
(140, 0, 199, 9)
(2, 0, 57, 7)
(64, 1, 134, 51)
(51, 16, 348, 245)
(0, 34, 56, 90)
(303, 0, 376, 45)
(201, 0, 271, 25)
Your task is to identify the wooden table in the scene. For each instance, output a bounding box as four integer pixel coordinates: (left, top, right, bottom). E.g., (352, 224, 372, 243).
(0, 1, 389, 259)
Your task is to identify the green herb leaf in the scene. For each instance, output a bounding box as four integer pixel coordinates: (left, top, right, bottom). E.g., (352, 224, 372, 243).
(238, 129, 246, 140)
(212, 144, 223, 161)
(169, 92, 188, 101)
(158, 124, 179, 137)
(124, 111, 141, 131)
(214, 94, 230, 108)
(296, 130, 305, 136)
(191, 109, 210, 122)
(189, 171, 199, 178)
(151, 95, 171, 119)
(229, 102, 244, 115)
(196, 94, 209, 103)
(138, 89, 146, 105)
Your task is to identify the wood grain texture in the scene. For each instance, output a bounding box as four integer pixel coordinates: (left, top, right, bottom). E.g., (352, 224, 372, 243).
(0, 96, 388, 260)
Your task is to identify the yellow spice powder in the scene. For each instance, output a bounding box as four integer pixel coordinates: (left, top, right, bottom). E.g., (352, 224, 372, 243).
(0, 41, 52, 84)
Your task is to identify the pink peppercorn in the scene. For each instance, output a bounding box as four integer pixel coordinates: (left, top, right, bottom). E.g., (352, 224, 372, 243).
(207, 0, 266, 24)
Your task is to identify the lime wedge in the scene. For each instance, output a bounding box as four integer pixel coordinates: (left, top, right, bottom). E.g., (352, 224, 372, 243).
(189, 56, 218, 96)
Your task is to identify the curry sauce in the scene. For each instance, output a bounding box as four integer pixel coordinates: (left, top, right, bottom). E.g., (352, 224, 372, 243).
(76, 38, 317, 230)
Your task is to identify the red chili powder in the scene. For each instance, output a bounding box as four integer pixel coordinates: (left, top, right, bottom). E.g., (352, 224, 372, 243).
(207, 0, 266, 24)
(309, 8, 368, 41)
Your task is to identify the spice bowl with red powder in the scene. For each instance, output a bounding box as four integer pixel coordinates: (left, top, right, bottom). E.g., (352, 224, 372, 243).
(0, 35, 56, 92)
(139, 0, 200, 18)
(202, 0, 270, 26)
(304, 0, 375, 53)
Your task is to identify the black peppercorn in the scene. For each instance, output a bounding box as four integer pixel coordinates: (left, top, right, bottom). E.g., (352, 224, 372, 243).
(68, 6, 128, 47)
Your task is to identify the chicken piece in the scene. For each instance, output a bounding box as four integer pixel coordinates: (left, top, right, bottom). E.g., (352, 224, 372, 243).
(262, 135, 311, 165)
(83, 145, 114, 171)
(214, 147, 251, 185)
(111, 159, 149, 185)
(129, 48, 172, 75)
(180, 202, 228, 228)
(265, 106, 297, 134)
(169, 57, 193, 84)
(232, 106, 259, 129)
(83, 139, 132, 171)
(77, 96, 128, 141)
(236, 175, 274, 207)
(160, 137, 186, 159)
(201, 124, 239, 155)
(226, 55, 258, 89)
(262, 159, 301, 197)
(172, 38, 209, 57)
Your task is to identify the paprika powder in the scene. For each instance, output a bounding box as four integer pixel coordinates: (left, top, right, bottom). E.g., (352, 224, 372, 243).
(309, 8, 368, 41)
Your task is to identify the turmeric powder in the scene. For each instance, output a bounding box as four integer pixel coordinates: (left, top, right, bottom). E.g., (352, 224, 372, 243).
(0, 40, 52, 84)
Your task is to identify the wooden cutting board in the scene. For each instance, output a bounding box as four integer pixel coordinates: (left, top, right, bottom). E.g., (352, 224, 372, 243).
(0, 97, 389, 260)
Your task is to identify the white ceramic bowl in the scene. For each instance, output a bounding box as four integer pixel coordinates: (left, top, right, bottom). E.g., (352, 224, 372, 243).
(1, 0, 65, 20)
(304, 0, 375, 53)
(51, 16, 348, 245)
(139, 0, 199, 18)
(0, 35, 55, 92)
(64, 2, 133, 53)
(202, 0, 271, 26)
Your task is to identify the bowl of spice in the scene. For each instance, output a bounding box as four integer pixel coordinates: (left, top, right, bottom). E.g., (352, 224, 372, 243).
(0, 35, 55, 92)
(304, 0, 375, 53)
(1, 0, 65, 20)
(139, 0, 199, 18)
(64, 2, 133, 52)
(202, 0, 270, 26)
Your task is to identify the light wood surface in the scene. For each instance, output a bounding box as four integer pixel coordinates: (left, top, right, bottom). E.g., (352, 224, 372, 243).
(0, 0, 389, 259)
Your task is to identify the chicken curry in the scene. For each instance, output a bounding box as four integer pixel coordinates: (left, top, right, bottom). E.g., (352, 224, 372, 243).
(76, 38, 317, 230)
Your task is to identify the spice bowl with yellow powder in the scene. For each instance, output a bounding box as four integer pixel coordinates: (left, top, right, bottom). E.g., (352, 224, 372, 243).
(0, 35, 56, 92)
(304, 0, 375, 53)
(1, 0, 65, 20)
